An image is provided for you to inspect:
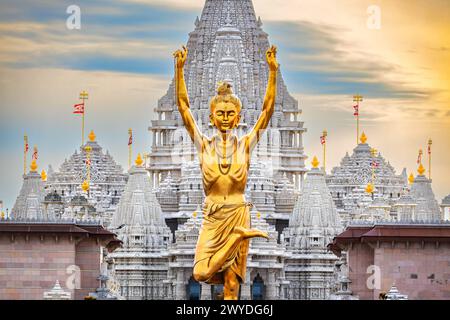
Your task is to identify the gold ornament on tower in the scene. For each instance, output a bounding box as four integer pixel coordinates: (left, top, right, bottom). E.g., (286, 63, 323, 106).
(88, 130, 96, 142)
(417, 163, 425, 176)
(360, 132, 367, 144)
(408, 173, 415, 185)
(41, 170, 47, 182)
(311, 156, 320, 168)
(30, 159, 38, 172)
(81, 180, 89, 192)
(365, 182, 374, 194)
(173, 44, 278, 300)
(135, 153, 143, 167)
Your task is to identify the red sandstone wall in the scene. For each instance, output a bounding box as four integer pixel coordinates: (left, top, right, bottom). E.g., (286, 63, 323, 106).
(0, 234, 103, 300)
(348, 241, 450, 300)
(373, 242, 450, 300)
(0, 235, 76, 300)
(347, 243, 374, 300)
(75, 239, 101, 300)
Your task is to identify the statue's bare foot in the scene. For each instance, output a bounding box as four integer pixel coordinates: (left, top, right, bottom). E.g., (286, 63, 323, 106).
(234, 226, 269, 240)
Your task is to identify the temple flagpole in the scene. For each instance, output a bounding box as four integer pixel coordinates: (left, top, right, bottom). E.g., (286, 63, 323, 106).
(79, 91, 89, 145)
(353, 94, 363, 145)
(427, 139, 432, 180)
(23, 134, 29, 175)
(320, 130, 327, 173)
(128, 129, 133, 170)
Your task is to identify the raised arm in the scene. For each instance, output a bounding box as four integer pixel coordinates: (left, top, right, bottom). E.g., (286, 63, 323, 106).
(247, 45, 279, 151)
(173, 46, 203, 150)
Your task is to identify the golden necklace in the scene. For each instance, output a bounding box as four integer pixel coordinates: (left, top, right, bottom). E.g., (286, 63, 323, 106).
(215, 135, 236, 175)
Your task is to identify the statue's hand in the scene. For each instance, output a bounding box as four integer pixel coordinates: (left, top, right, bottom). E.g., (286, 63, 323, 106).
(173, 45, 188, 69)
(266, 45, 279, 72)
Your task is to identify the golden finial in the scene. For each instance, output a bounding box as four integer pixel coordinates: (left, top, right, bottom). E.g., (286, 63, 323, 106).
(408, 173, 414, 184)
(41, 170, 47, 182)
(88, 130, 96, 142)
(193, 211, 198, 218)
(135, 153, 144, 167)
(360, 132, 367, 144)
(30, 159, 38, 172)
(81, 180, 90, 192)
(353, 94, 363, 103)
(311, 156, 320, 168)
(79, 91, 89, 100)
(417, 163, 425, 176)
(256, 212, 261, 219)
(365, 182, 374, 194)
(370, 148, 378, 157)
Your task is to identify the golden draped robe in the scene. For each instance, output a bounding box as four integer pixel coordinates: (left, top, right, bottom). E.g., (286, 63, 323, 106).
(193, 134, 252, 284)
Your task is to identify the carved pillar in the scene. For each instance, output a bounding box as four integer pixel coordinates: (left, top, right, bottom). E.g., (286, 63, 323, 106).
(156, 171, 160, 188)
(298, 132, 303, 148)
(240, 270, 252, 300)
(266, 271, 277, 300)
(152, 131, 156, 147)
(175, 270, 186, 300)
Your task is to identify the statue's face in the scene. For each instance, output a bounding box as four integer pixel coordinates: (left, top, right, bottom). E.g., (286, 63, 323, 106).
(210, 102, 241, 133)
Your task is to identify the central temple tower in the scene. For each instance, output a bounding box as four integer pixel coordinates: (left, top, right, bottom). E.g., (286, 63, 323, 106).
(147, 0, 307, 231)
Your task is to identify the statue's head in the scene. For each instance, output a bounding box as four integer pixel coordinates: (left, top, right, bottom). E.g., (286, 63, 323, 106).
(209, 82, 242, 133)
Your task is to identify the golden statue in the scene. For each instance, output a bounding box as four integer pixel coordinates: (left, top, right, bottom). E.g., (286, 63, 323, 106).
(173, 44, 279, 300)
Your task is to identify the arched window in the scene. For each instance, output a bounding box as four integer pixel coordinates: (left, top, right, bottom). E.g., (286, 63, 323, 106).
(252, 274, 265, 300)
(187, 277, 200, 300)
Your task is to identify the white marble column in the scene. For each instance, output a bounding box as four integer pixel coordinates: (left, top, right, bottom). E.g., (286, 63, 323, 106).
(175, 271, 186, 300)
(240, 271, 252, 300)
(156, 171, 160, 188)
(266, 271, 277, 300)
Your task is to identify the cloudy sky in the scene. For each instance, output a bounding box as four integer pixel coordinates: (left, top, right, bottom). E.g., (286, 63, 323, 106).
(0, 0, 449, 211)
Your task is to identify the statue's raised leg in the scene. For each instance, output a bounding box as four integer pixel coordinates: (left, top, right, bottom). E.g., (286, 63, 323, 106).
(193, 226, 268, 282)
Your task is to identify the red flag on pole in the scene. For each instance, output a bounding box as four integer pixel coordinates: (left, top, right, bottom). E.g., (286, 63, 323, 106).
(428, 145, 431, 155)
(128, 131, 133, 146)
(353, 105, 359, 116)
(320, 135, 326, 145)
(73, 103, 85, 114)
(32, 147, 38, 160)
